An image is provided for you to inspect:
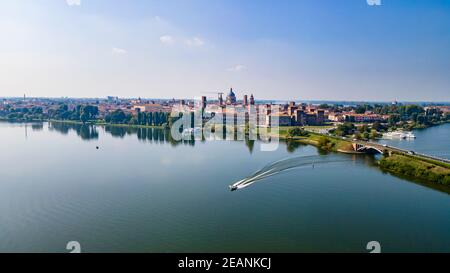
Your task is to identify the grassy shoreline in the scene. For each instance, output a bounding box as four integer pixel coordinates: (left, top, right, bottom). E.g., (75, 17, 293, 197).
(49, 119, 166, 129)
(274, 127, 356, 153)
(0, 117, 166, 129)
(380, 154, 450, 186)
(274, 126, 450, 187)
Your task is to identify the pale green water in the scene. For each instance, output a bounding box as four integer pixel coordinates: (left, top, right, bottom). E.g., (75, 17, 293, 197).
(0, 121, 449, 252)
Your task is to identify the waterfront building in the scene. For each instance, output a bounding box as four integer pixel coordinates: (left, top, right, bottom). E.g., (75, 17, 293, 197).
(266, 113, 292, 127)
(290, 108, 325, 126)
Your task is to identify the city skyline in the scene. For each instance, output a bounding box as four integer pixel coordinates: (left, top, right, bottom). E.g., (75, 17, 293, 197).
(1, 0, 449, 101)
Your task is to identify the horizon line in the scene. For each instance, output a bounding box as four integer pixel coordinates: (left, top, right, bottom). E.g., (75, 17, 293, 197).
(1, 96, 450, 104)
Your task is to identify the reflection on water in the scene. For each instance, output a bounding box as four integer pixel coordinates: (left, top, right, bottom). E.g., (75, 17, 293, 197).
(1, 120, 450, 253)
(46, 121, 301, 153)
(31, 123, 44, 131)
(49, 122, 98, 140)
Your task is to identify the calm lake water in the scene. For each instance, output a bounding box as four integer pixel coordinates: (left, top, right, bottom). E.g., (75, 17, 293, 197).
(0, 121, 449, 253)
(377, 123, 450, 160)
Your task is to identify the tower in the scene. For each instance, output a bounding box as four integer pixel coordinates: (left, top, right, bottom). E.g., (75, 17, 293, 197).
(218, 93, 224, 106)
(201, 96, 207, 109)
(250, 94, 255, 105)
(243, 95, 248, 106)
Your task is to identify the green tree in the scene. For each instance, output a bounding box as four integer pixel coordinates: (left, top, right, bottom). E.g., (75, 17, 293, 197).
(147, 112, 153, 126)
(317, 136, 334, 151)
(80, 112, 89, 123)
(107, 109, 127, 123)
(141, 112, 147, 125)
(154, 112, 160, 126)
(388, 114, 400, 126)
(355, 105, 366, 114)
(137, 112, 143, 125)
(287, 127, 309, 137)
(80, 105, 99, 121)
(336, 122, 355, 136)
(370, 130, 379, 139)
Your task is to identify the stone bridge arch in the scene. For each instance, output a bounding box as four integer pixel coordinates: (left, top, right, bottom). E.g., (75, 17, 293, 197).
(352, 143, 383, 154)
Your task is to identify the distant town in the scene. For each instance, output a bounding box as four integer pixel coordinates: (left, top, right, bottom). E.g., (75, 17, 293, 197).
(1, 88, 449, 133)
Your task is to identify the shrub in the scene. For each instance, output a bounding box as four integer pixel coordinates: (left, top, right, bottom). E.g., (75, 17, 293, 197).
(288, 127, 309, 138)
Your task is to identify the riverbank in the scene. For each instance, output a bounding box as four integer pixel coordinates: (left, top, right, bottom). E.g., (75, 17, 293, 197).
(274, 125, 450, 187)
(379, 153, 450, 186)
(410, 120, 450, 130)
(275, 127, 356, 153)
(0, 117, 167, 130)
(49, 119, 166, 129)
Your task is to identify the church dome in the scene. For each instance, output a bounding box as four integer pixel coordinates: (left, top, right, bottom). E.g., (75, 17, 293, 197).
(226, 87, 237, 104)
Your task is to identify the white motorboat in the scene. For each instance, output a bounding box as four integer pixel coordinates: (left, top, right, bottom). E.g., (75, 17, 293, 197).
(383, 131, 416, 139)
(404, 132, 416, 138)
(383, 131, 406, 139)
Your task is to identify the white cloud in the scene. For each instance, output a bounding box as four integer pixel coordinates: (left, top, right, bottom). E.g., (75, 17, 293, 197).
(66, 0, 81, 6)
(185, 37, 205, 47)
(160, 35, 175, 45)
(227, 64, 246, 72)
(112, 47, 127, 55)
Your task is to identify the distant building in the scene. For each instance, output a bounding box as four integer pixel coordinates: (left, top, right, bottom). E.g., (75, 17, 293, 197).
(107, 96, 119, 103)
(201, 96, 207, 109)
(226, 88, 237, 105)
(266, 113, 292, 127)
(249, 94, 255, 105)
(287, 102, 297, 116)
(342, 113, 387, 123)
(243, 95, 248, 106)
(291, 108, 325, 126)
(132, 103, 164, 113)
(328, 112, 345, 122)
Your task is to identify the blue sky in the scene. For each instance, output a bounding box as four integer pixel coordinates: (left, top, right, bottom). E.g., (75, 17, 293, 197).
(0, 0, 449, 101)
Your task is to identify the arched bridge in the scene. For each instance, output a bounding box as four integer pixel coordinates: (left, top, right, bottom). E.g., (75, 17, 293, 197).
(350, 140, 450, 164)
(352, 143, 385, 154)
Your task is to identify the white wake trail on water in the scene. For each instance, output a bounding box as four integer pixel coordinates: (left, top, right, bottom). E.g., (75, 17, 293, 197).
(230, 155, 352, 190)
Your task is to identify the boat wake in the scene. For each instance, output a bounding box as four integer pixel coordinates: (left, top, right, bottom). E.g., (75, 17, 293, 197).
(229, 155, 351, 191)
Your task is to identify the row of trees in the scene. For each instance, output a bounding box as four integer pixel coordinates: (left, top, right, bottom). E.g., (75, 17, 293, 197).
(0, 104, 99, 123)
(104, 109, 179, 127)
(134, 111, 170, 126)
(1, 103, 179, 127)
(354, 104, 449, 126)
(331, 122, 380, 140)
